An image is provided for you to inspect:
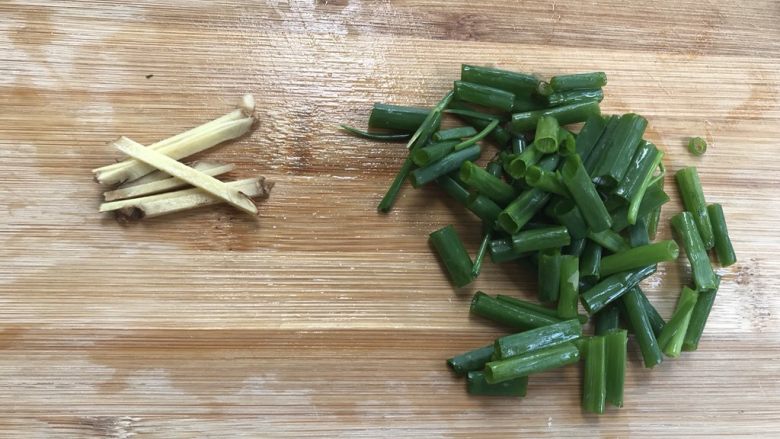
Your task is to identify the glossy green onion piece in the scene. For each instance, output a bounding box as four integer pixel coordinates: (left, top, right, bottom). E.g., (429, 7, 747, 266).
(447, 344, 494, 376)
(626, 152, 664, 225)
(580, 240, 602, 282)
(433, 126, 478, 142)
(708, 204, 737, 267)
(436, 175, 502, 225)
(368, 103, 428, 132)
(622, 287, 663, 368)
(647, 206, 662, 240)
(675, 167, 715, 249)
(460, 64, 540, 96)
(683, 276, 720, 351)
(512, 94, 547, 112)
(511, 101, 601, 133)
(558, 255, 580, 319)
(575, 114, 607, 161)
(558, 128, 576, 156)
(594, 304, 620, 335)
(488, 238, 525, 263)
(610, 184, 670, 232)
(604, 329, 627, 408)
(378, 91, 454, 212)
(538, 248, 562, 303)
(454, 80, 516, 112)
(512, 226, 571, 253)
(411, 144, 481, 188)
(497, 189, 551, 234)
(599, 240, 679, 277)
(453, 119, 499, 151)
(505, 145, 544, 179)
(547, 89, 604, 107)
(550, 72, 607, 91)
(687, 136, 707, 156)
(584, 115, 619, 174)
(657, 287, 699, 358)
(467, 371, 528, 397)
(525, 166, 569, 197)
(587, 229, 630, 253)
(614, 141, 663, 221)
(495, 295, 573, 321)
(671, 212, 718, 291)
(636, 287, 666, 336)
(592, 113, 647, 187)
(484, 342, 580, 384)
(411, 140, 458, 167)
(534, 115, 560, 153)
(459, 161, 516, 205)
(561, 155, 612, 232)
(471, 291, 561, 330)
(449, 110, 512, 147)
(580, 265, 656, 314)
(339, 124, 411, 141)
(494, 319, 582, 360)
(582, 336, 607, 414)
(429, 225, 474, 288)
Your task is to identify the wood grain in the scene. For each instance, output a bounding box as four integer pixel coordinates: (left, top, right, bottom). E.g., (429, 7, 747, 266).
(1, 0, 779, 436)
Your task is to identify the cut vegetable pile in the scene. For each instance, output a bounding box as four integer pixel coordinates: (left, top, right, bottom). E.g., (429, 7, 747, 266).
(94, 94, 272, 220)
(343, 65, 736, 413)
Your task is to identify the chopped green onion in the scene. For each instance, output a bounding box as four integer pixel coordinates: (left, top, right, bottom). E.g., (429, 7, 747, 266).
(599, 240, 679, 277)
(436, 175, 502, 225)
(429, 225, 474, 288)
(547, 89, 604, 107)
(558, 255, 580, 319)
(511, 101, 601, 133)
(575, 114, 607, 161)
(471, 291, 561, 330)
(560, 155, 612, 232)
(580, 240, 602, 283)
(368, 103, 428, 132)
(497, 188, 552, 234)
(494, 319, 582, 360)
(594, 304, 620, 335)
(461, 64, 540, 96)
(582, 335, 607, 414)
(484, 342, 580, 384)
(622, 287, 664, 368)
(708, 203, 736, 267)
(460, 160, 517, 205)
(411, 144, 481, 188)
(580, 266, 656, 314)
(550, 72, 607, 91)
(512, 226, 571, 253)
(447, 344, 495, 376)
(657, 287, 699, 358)
(687, 136, 707, 155)
(538, 248, 562, 302)
(433, 126, 478, 142)
(467, 371, 529, 397)
(453, 119, 500, 151)
(671, 212, 718, 291)
(675, 167, 715, 249)
(340, 124, 411, 141)
(587, 229, 630, 253)
(604, 329, 627, 408)
(411, 140, 459, 167)
(525, 166, 569, 197)
(454, 80, 516, 112)
(534, 115, 561, 153)
(683, 276, 720, 351)
(592, 113, 647, 187)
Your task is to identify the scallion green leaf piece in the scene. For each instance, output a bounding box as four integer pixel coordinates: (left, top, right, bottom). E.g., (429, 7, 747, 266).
(683, 276, 720, 351)
(512, 226, 571, 253)
(433, 126, 479, 142)
(708, 203, 736, 267)
(525, 166, 569, 197)
(580, 266, 656, 314)
(547, 89, 604, 107)
(538, 248, 562, 303)
(461, 64, 541, 96)
(429, 225, 474, 288)
(687, 136, 707, 156)
(594, 304, 620, 335)
(454, 80, 516, 112)
(657, 287, 699, 358)
(561, 155, 612, 232)
(550, 72, 607, 92)
(604, 329, 627, 408)
(575, 114, 607, 161)
(447, 344, 495, 376)
(494, 319, 582, 360)
(587, 229, 630, 253)
(580, 240, 602, 283)
(460, 160, 517, 205)
(368, 103, 428, 132)
(534, 115, 561, 153)
(582, 335, 607, 414)
(471, 291, 561, 330)
(599, 240, 679, 277)
(453, 119, 500, 151)
(497, 188, 551, 234)
(558, 255, 580, 319)
(622, 287, 663, 368)
(411, 140, 459, 167)
(592, 113, 648, 187)
(484, 342, 580, 384)
(671, 211, 718, 291)
(675, 167, 715, 249)
(510, 101, 601, 133)
(340, 124, 412, 141)
(411, 144, 481, 188)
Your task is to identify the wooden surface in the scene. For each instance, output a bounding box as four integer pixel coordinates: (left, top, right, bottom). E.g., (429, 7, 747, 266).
(1, 0, 779, 436)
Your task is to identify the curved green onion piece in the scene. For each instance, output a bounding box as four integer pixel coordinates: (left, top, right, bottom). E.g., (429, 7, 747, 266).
(687, 136, 707, 155)
(592, 113, 648, 187)
(472, 230, 492, 278)
(657, 287, 699, 358)
(576, 114, 608, 162)
(558, 128, 576, 156)
(587, 229, 630, 253)
(429, 225, 474, 288)
(411, 140, 458, 167)
(339, 124, 411, 141)
(460, 160, 516, 205)
(580, 266, 656, 315)
(525, 167, 569, 197)
(436, 176, 502, 225)
(378, 91, 454, 212)
(683, 276, 720, 351)
(708, 203, 736, 267)
(411, 144, 481, 188)
(453, 119, 499, 151)
(461, 64, 541, 96)
(550, 72, 607, 91)
(484, 342, 580, 384)
(488, 238, 525, 263)
(497, 188, 551, 234)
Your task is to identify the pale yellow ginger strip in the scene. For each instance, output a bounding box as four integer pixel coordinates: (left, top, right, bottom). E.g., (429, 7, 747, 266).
(92, 93, 255, 175)
(101, 177, 272, 220)
(112, 137, 257, 215)
(95, 117, 253, 185)
(103, 161, 235, 201)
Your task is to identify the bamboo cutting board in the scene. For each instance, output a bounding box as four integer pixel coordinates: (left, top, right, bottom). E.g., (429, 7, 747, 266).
(1, 1, 779, 437)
